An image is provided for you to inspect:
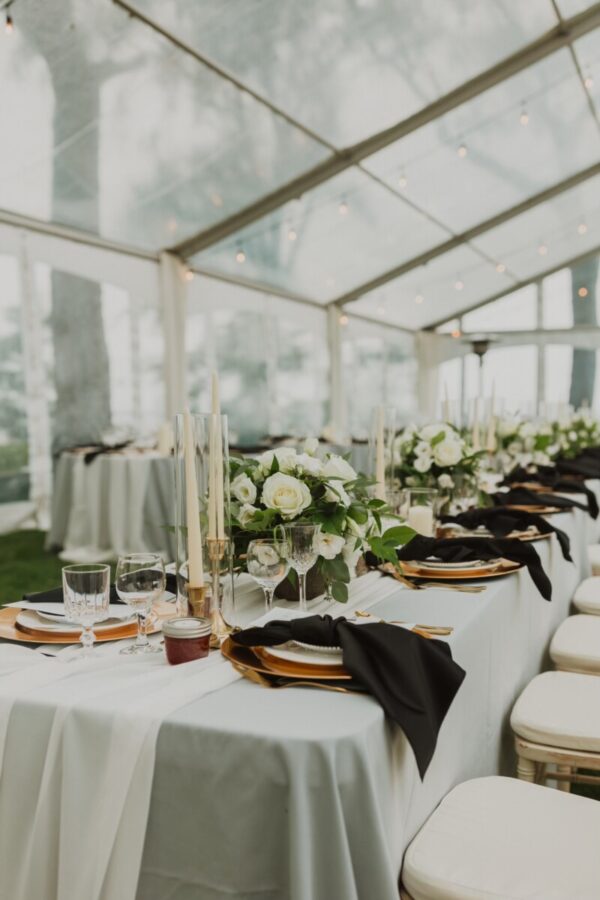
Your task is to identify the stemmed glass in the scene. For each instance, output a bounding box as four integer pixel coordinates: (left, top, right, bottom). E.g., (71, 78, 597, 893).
(115, 553, 165, 655)
(246, 538, 290, 612)
(62, 564, 111, 657)
(284, 524, 321, 612)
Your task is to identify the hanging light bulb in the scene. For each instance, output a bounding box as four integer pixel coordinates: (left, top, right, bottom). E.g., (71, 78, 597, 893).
(5, 11, 13, 33)
(338, 199, 349, 216)
(495, 262, 506, 273)
(184, 268, 194, 282)
(339, 313, 349, 325)
(584, 74, 594, 90)
(166, 217, 178, 234)
(579, 286, 589, 298)
(398, 172, 408, 189)
(287, 226, 297, 241)
(519, 106, 529, 126)
(578, 222, 588, 235)
(538, 243, 548, 256)
(235, 247, 246, 264)
(451, 328, 462, 339)
(457, 143, 468, 158)
(414, 293, 424, 305)
(454, 278, 464, 291)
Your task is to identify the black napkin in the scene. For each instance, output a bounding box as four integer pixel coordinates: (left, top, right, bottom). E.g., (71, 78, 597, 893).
(556, 456, 600, 479)
(233, 614, 465, 778)
(390, 534, 552, 601)
(503, 466, 599, 519)
(491, 486, 590, 516)
(81, 442, 131, 465)
(440, 506, 572, 562)
(23, 572, 177, 605)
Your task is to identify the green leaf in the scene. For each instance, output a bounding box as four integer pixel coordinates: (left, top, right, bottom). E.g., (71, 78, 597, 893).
(430, 430, 446, 447)
(368, 536, 400, 566)
(381, 525, 415, 547)
(269, 455, 279, 474)
(331, 581, 348, 603)
(347, 502, 368, 524)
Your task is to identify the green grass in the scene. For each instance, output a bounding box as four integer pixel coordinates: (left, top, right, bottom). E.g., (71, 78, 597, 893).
(0, 530, 65, 606)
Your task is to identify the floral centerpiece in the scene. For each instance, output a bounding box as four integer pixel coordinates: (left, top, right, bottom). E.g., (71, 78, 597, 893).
(495, 416, 558, 473)
(554, 409, 600, 459)
(229, 440, 409, 602)
(393, 422, 481, 493)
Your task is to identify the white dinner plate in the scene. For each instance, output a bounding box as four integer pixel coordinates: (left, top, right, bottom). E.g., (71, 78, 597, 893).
(416, 558, 501, 573)
(263, 643, 344, 667)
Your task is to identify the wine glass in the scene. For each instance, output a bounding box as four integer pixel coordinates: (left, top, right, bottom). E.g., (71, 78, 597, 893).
(284, 524, 321, 612)
(62, 564, 111, 657)
(115, 553, 165, 655)
(246, 539, 290, 612)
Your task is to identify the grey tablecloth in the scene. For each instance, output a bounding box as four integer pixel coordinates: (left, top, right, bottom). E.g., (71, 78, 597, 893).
(133, 507, 588, 900)
(46, 452, 176, 561)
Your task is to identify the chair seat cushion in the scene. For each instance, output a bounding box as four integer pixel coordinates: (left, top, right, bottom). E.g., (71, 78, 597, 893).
(511, 670, 600, 752)
(588, 544, 600, 576)
(402, 776, 600, 900)
(550, 614, 600, 674)
(573, 576, 600, 614)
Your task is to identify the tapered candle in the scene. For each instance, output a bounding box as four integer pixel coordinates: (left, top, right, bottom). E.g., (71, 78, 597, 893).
(441, 382, 450, 422)
(486, 382, 496, 452)
(183, 409, 204, 586)
(210, 371, 225, 540)
(375, 406, 386, 501)
(472, 398, 481, 451)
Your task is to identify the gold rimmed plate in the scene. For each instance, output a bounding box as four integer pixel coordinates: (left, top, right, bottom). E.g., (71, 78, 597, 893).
(400, 558, 522, 581)
(221, 637, 352, 680)
(0, 603, 169, 644)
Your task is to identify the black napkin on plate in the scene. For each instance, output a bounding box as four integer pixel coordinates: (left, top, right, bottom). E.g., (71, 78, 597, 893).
(491, 486, 590, 516)
(83, 442, 131, 465)
(503, 466, 599, 519)
(390, 534, 552, 601)
(556, 455, 600, 479)
(439, 506, 572, 562)
(233, 614, 465, 778)
(23, 572, 178, 605)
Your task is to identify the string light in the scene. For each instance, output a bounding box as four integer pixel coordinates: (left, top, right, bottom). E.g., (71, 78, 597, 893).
(166, 217, 178, 233)
(184, 269, 194, 282)
(451, 328, 462, 339)
(584, 74, 594, 90)
(579, 286, 589, 298)
(454, 278, 464, 291)
(210, 192, 223, 208)
(339, 313, 349, 325)
(414, 293, 424, 305)
(538, 243, 548, 256)
(235, 247, 246, 264)
(398, 172, 408, 189)
(457, 143, 468, 158)
(496, 262, 506, 273)
(287, 226, 297, 241)
(578, 222, 588, 235)
(338, 199, 349, 216)
(519, 106, 529, 126)
(5, 10, 12, 33)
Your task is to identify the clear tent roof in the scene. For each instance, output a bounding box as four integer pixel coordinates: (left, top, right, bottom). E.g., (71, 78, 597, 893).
(1, 0, 599, 329)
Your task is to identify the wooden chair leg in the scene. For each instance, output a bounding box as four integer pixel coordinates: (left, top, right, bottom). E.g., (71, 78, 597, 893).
(517, 754, 537, 782)
(556, 765, 573, 792)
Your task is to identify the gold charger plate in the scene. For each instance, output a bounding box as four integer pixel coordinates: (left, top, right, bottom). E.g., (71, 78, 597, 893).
(221, 637, 352, 680)
(0, 603, 169, 644)
(401, 558, 522, 581)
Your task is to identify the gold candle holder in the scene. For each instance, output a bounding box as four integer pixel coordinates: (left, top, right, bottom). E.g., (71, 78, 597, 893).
(187, 584, 209, 619)
(207, 537, 234, 648)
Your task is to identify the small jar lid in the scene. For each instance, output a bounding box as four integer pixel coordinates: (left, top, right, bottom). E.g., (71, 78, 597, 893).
(162, 616, 211, 639)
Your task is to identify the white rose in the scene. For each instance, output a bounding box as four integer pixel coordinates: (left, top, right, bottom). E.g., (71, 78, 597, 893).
(249, 543, 281, 568)
(419, 423, 449, 441)
(238, 502, 258, 527)
(415, 441, 432, 458)
(316, 532, 346, 560)
(322, 455, 357, 483)
(343, 537, 362, 573)
(261, 472, 312, 519)
(259, 447, 297, 475)
(231, 472, 257, 505)
(414, 455, 432, 473)
(438, 473, 454, 489)
(433, 439, 462, 467)
(295, 453, 323, 476)
(303, 437, 319, 455)
(324, 482, 351, 506)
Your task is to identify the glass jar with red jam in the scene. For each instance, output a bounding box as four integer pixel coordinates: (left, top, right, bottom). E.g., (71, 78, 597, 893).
(163, 617, 211, 664)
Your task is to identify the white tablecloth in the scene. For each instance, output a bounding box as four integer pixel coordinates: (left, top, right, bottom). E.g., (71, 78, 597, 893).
(1, 507, 590, 900)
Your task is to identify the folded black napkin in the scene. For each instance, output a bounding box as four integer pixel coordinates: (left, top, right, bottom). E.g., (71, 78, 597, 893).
(439, 506, 572, 562)
(556, 456, 600, 479)
(388, 534, 552, 601)
(491, 486, 590, 516)
(83, 442, 131, 465)
(233, 614, 465, 778)
(23, 572, 177, 605)
(504, 466, 599, 519)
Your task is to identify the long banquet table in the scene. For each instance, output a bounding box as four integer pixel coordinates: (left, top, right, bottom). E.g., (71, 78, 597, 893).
(0, 506, 591, 900)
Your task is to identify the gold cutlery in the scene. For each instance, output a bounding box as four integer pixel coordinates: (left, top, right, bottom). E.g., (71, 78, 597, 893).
(354, 610, 453, 635)
(378, 563, 485, 592)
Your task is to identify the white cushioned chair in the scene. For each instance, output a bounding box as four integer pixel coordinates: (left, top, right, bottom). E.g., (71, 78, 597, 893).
(511, 670, 600, 790)
(401, 776, 600, 900)
(550, 614, 600, 674)
(573, 576, 600, 614)
(588, 544, 600, 576)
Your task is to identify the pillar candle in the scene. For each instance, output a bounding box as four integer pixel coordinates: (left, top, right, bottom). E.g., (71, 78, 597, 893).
(183, 410, 204, 586)
(375, 406, 386, 501)
(408, 504, 434, 537)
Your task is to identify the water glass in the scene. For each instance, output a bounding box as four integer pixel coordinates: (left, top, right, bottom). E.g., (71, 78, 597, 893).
(62, 564, 111, 656)
(115, 553, 165, 655)
(246, 539, 290, 612)
(284, 524, 321, 612)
